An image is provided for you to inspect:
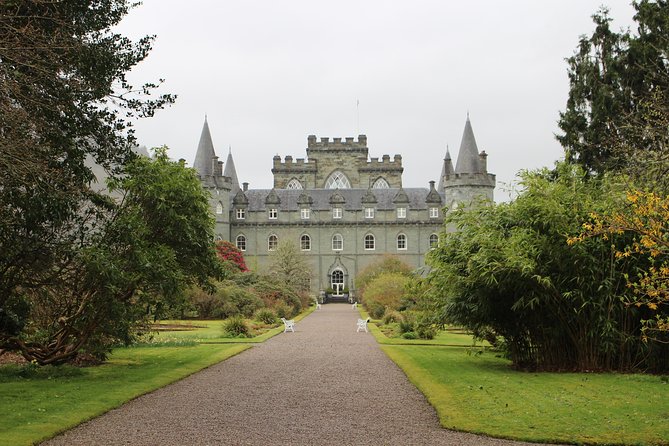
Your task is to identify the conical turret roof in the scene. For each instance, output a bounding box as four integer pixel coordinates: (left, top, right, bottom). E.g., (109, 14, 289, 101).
(193, 117, 216, 177)
(224, 146, 240, 195)
(438, 147, 454, 190)
(454, 116, 482, 174)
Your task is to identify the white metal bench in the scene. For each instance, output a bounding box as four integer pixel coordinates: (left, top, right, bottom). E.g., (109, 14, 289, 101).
(351, 302, 357, 309)
(314, 298, 322, 309)
(356, 317, 370, 333)
(281, 317, 295, 333)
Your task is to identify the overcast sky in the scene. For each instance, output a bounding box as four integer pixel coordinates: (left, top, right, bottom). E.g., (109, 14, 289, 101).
(116, 1, 637, 201)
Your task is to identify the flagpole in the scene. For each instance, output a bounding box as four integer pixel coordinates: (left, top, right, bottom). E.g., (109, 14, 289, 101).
(356, 99, 360, 135)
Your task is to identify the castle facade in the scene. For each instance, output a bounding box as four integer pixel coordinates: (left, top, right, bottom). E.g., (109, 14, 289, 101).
(194, 117, 495, 301)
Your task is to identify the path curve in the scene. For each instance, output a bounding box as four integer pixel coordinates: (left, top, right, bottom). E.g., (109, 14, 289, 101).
(44, 305, 545, 445)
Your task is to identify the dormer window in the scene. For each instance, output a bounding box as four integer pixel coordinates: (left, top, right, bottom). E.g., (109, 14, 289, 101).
(332, 207, 343, 219)
(397, 207, 406, 219)
(301, 208, 310, 219)
(268, 208, 278, 219)
(325, 171, 351, 189)
(365, 207, 374, 219)
(429, 207, 439, 218)
(236, 208, 246, 220)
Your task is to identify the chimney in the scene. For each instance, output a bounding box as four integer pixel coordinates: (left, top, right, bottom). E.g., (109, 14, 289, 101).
(242, 182, 249, 192)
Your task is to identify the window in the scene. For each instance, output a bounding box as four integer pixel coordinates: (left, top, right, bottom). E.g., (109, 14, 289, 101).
(364, 234, 375, 250)
(236, 208, 246, 220)
(236, 235, 247, 251)
(286, 179, 303, 189)
(429, 207, 439, 218)
(325, 171, 351, 189)
(397, 207, 406, 219)
(332, 207, 342, 219)
(268, 234, 278, 251)
(332, 234, 343, 251)
(268, 208, 278, 219)
(364, 207, 374, 219)
(300, 234, 311, 251)
(331, 269, 345, 295)
(429, 233, 439, 249)
(397, 233, 407, 250)
(301, 208, 310, 220)
(372, 178, 390, 189)
(216, 202, 223, 214)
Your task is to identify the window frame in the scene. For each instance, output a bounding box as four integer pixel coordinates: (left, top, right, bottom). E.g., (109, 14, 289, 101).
(332, 234, 343, 251)
(332, 207, 343, 219)
(364, 207, 375, 219)
(396, 207, 406, 219)
(268, 208, 278, 220)
(268, 234, 278, 251)
(300, 208, 310, 220)
(300, 234, 311, 251)
(429, 207, 439, 218)
(236, 235, 247, 251)
(364, 234, 375, 250)
(236, 208, 246, 220)
(429, 233, 439, 249)
(397, 233, 407, 250)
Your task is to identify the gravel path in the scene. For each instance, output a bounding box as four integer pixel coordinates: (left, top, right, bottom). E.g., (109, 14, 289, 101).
(44, 304, 544, 445)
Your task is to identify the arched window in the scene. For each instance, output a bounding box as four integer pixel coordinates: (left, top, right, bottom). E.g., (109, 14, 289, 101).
(216, 201, 223, 214)
(325, 171, 351, 189)
(397, 233, 407, 250)
(268, 234, 278, 251)
(429, 233, 439, 249)
(286, 179, 303, 189)
(364, 234, 375, 250)
(236, 235, 247, 251)
(332, 234, 343, 251)
(372, 177, 390, 189)
(300, 234, 311, 251)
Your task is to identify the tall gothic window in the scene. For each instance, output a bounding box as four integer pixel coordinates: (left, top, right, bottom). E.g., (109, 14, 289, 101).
(372, 177, 390, 189)
(286, 179, 303, 189)
(216, 202, 223, 214)
(325, 171, 351, 189)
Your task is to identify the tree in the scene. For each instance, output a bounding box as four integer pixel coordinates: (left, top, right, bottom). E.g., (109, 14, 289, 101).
(0, 148, 222, 364)
(355, 255, 413, 300)
(268, 241, 312, 294)
(0, 0, 174, 329)
(557, 1, 669, 176)
(216, 240, 249, 273)
(422, 163, 669, 371)
(571, 189, 669, 340)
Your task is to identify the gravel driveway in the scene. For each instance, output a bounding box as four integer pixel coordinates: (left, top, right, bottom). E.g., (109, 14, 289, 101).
(43, 304, 544, 445)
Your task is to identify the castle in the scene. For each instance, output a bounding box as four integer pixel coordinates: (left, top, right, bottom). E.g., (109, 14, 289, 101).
(194, 117, 495, 301)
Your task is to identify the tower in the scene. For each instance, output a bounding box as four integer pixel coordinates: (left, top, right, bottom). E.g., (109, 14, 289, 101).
(440, 116, 495, 209)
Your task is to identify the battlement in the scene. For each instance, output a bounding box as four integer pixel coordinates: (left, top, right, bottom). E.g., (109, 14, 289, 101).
(272, 155, 317, 171)
(360, 154, 403, 172)
(307, 134, 368, 150)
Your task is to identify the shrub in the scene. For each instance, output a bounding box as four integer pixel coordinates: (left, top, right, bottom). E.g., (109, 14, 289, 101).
(223, 316, 250, 338)
(362, 272, 410, 314)
(274, 303, 292, 319)
(255, 308, 277, 325)
(368, 302, 386, 320)
(382, 310, 404, 325)
(355, 255, 413, 298)
(402, 331, 418, 340)
(416, 324, 436, 340)
(398, 319, 415, 334)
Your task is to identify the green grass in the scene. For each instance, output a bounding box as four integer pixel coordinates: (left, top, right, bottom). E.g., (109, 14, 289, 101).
(0, 343, 249, 446)
(382, 345, 669, 445)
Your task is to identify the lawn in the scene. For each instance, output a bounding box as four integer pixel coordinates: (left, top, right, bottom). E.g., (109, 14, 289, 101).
(382, 344, 669, 445)
(0, 343, 250, 446)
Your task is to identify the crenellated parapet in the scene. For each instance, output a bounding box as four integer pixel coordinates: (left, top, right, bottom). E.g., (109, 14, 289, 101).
(360, 154, 403, 172)
(307, 135, 368, 151)
(272, 155, 318, 173)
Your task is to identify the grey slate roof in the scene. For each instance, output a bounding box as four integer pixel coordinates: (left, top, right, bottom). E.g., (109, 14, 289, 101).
(224, 148, 240, 195)
(193, 117, 216, 177)
(454, 117, 482, 174)
(438, 148, 454, 190)
(241, 188, 439, 211)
